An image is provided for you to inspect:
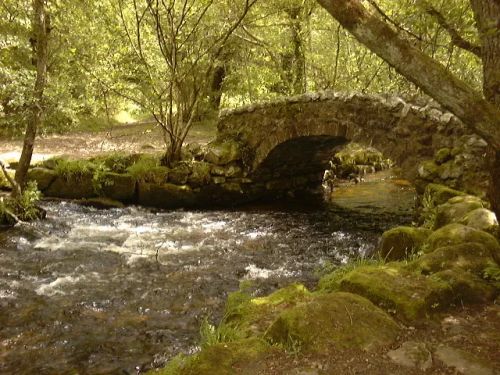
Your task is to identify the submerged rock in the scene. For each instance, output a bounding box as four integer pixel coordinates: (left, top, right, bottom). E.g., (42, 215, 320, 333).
(265, 292, 400, 353)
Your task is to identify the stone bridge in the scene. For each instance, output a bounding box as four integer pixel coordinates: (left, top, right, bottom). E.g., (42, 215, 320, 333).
(206, 91, 475, 197)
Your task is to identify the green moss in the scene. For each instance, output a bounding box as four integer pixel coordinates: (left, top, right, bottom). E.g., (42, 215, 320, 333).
(204, 140, 242, 165)
(91, 152, 141, 173)
(376, 226, 431, 261)
(459, 208, 499, 235)
(264, 292, 400, 353)
(424, 183, 466, 206)
(127, 154, 169, 183)
(27, 168, 57, 191)
(158, 338, 273, 375)
(317, 258, 385, 292)
(425, 224, 500, 263)
(431, 268, 497, 304)
(410, 242, 497, 276)
(339, 264, 453, 321)
(434, 196, 486, 229)
(434, 148, 452, 165)
(224, 283, 311, 338)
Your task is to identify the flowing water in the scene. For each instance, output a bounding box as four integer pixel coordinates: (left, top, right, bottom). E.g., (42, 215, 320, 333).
(0, 172, 415, 374)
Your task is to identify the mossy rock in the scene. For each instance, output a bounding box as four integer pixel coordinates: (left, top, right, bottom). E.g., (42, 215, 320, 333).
(27, 167, 57, 191)
(224, 283, 311, 338)
(459, 208, 499, 235)
(44, 174, 96, 199)
(435, 148, 452, 165)
(434, 195, 485, 229)
(188, 162, 212, 187)
(101, 173, 136, 202)
(160, 338, 274, 375)
(264, 292, 400, 353)
(339, 264, 452, 321)
(431, 268, 497, 304)
(137, 182, 196, 208)
(376, 226, 431, 261)
(425, 224, 500, 263)
(204, 140, 242, 165)
(168, 163, 192, 185)
(418, 161, 440, 180)
(412, 242, 498, 276)
(423, 184, 466, 206)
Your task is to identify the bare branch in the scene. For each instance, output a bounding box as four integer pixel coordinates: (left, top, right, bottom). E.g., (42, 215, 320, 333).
(421, 1, 482, 57)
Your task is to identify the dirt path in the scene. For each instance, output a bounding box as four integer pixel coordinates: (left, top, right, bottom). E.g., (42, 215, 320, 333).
(0, 122, 217, 164)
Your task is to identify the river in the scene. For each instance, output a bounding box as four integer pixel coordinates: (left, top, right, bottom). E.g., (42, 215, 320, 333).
(0, 171, 415, 374)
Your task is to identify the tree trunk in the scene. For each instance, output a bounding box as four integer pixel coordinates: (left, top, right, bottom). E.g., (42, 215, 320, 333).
(316, 0, 500, 150)
(470, 0, 500, 106)
(14, 0, 49, 193)
(470, 0, 500, 215)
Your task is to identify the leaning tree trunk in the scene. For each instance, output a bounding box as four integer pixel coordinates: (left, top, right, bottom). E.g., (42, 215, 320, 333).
(14, 0, 49, 193)
(317, 0, 500, 213)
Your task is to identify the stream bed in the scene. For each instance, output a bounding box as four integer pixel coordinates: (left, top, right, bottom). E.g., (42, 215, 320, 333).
(0, 172, 415, 374)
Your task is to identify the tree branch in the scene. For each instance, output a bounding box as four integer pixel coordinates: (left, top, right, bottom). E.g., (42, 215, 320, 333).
(421, 1, 482, 57)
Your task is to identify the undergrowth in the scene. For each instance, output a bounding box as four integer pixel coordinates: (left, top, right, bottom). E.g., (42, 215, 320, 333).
(126, 154, 169, 183)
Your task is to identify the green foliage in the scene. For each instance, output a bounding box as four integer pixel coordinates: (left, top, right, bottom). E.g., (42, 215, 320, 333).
(17, 181, 42, 221)
(318, 256, 386, 292)
(53, 158, 95, 180)
(199, 317, 243, 350)
(126, 154, 169, 183)
(421, 191, 438, 229)
(483, 266, 500, 282)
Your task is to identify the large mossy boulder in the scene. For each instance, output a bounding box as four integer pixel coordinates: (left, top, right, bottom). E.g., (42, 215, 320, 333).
(224, 283, 311, 338)
(44, 174, 96, 199)
(459, 208, 499, 235)
(138, 182, 196, 208)
(425, 224, 500, 263)
(413, 242, 498, 276)
(161, 338, 274, 375)
(431, 269, 497, 304)
(204, 140, 242, 165)
(27, 167, 57, 191)
(376, 227, 431, 261)
(423, 183, 466, 206)
(168, 163, 191, 185)
(264, 292, 400, 353)
(339, 264, 452, 321)
(434, 195, 486, 229)
(101, 173, 136, 202)
(188, 162, 212, 187)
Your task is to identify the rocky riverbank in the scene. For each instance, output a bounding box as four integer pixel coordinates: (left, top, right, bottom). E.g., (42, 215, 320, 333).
(152, 183, 499, 375)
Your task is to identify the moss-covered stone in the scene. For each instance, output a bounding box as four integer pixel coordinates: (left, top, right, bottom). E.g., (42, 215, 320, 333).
(204, 140, 242, 165)
(188, 162, 212, 187)
(423, 184, 466, 206)
(101, 172, 136, 202)
(459, 208, 499, 235)
(168, 163, 191, 185)
(376, 227, 431, 261)
(264, 292, 400, 353)
(418, 161, 440, 180)
(44, 174, 96, 199)
(435, 148, 452, 165)
(27, 167, 57, 191)
(431, 269, 497, 304)
(434, 196, 485, 229)
(412, 242, 498, 275)
(425, 224, 500, 263)
(159, 338, 273, 375)
(137, 182, 196, 208)
(224, 283, 311, 338)
(339, 264, 453, 321)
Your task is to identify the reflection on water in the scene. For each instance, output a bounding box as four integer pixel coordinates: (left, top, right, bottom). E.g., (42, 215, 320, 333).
(0, 172, 414, 374)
